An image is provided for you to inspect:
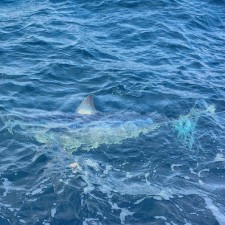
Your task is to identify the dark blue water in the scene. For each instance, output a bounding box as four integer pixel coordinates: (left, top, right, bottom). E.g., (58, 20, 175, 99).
(1, 0, 225, 224)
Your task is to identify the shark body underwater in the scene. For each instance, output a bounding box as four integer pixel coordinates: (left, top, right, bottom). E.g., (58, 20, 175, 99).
(1, 96, 215, 152)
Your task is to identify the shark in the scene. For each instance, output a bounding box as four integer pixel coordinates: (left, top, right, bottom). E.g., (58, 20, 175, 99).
(1, 96, 215, 152)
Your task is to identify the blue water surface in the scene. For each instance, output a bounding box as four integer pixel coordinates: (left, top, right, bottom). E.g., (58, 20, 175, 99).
(0, 0, 225, 224)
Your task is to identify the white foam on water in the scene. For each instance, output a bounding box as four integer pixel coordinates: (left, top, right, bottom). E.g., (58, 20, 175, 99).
(189, 167, 197, 175)
(201, 183, 225, 191)
(98, 183, 113, 197)
(2, 178, 12, 197)
(183, 176, 190, 180)
(171, 164, 183, 171)
(134, 197, 145, 205)
(85, 159, 99, 171)
(156, 189, 174, 201)
(168, 222, 178, 225)
(154, 216, 167, 221)
(153, 196, 163, 201)
(51, 208, 56, 217)
(30, 186, 46, 196)
(42, 221, 50, 225)
(71, 157, 218, 224)
(103, 164, 112, 175)
(198, 180, 204, 185)
(26, 177, 50, 196)
(108, 200, 134, 224)
(83, 218, 100, 225)
(120, 208, 134, 225)
(204, 197, 225, 225)
(174, 202, 183, 212)
(125, 172, 132, 178)
(197, 169, 209, 178)
(8, 207, 15, 212)
(145, 173, 150, 185)
(83, 182, 95, 194)
(80, 160, 177, 201)
(206, 105, 216, 114)
(110, 201, 120, 210)
(214, 153, 225, 162)
(83, 170, 95, 194)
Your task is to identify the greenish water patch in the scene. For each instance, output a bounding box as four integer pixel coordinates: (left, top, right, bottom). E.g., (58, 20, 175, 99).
(173, 105, 215, 149)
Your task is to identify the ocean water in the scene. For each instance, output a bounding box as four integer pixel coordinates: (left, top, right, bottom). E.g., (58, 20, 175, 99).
(0, 0, 225, 224)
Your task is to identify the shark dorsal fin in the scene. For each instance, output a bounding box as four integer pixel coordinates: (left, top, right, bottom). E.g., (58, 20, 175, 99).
(76, 95, 97, 115)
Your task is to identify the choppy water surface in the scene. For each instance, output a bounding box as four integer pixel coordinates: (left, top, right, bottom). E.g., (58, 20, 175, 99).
(1, 0, 225, 224)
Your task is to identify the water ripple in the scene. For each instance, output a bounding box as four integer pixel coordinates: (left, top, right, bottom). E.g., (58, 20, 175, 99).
(0, 0, 225, 224)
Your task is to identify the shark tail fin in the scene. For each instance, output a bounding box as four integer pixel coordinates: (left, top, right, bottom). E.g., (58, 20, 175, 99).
(76, 95, 97, 115)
